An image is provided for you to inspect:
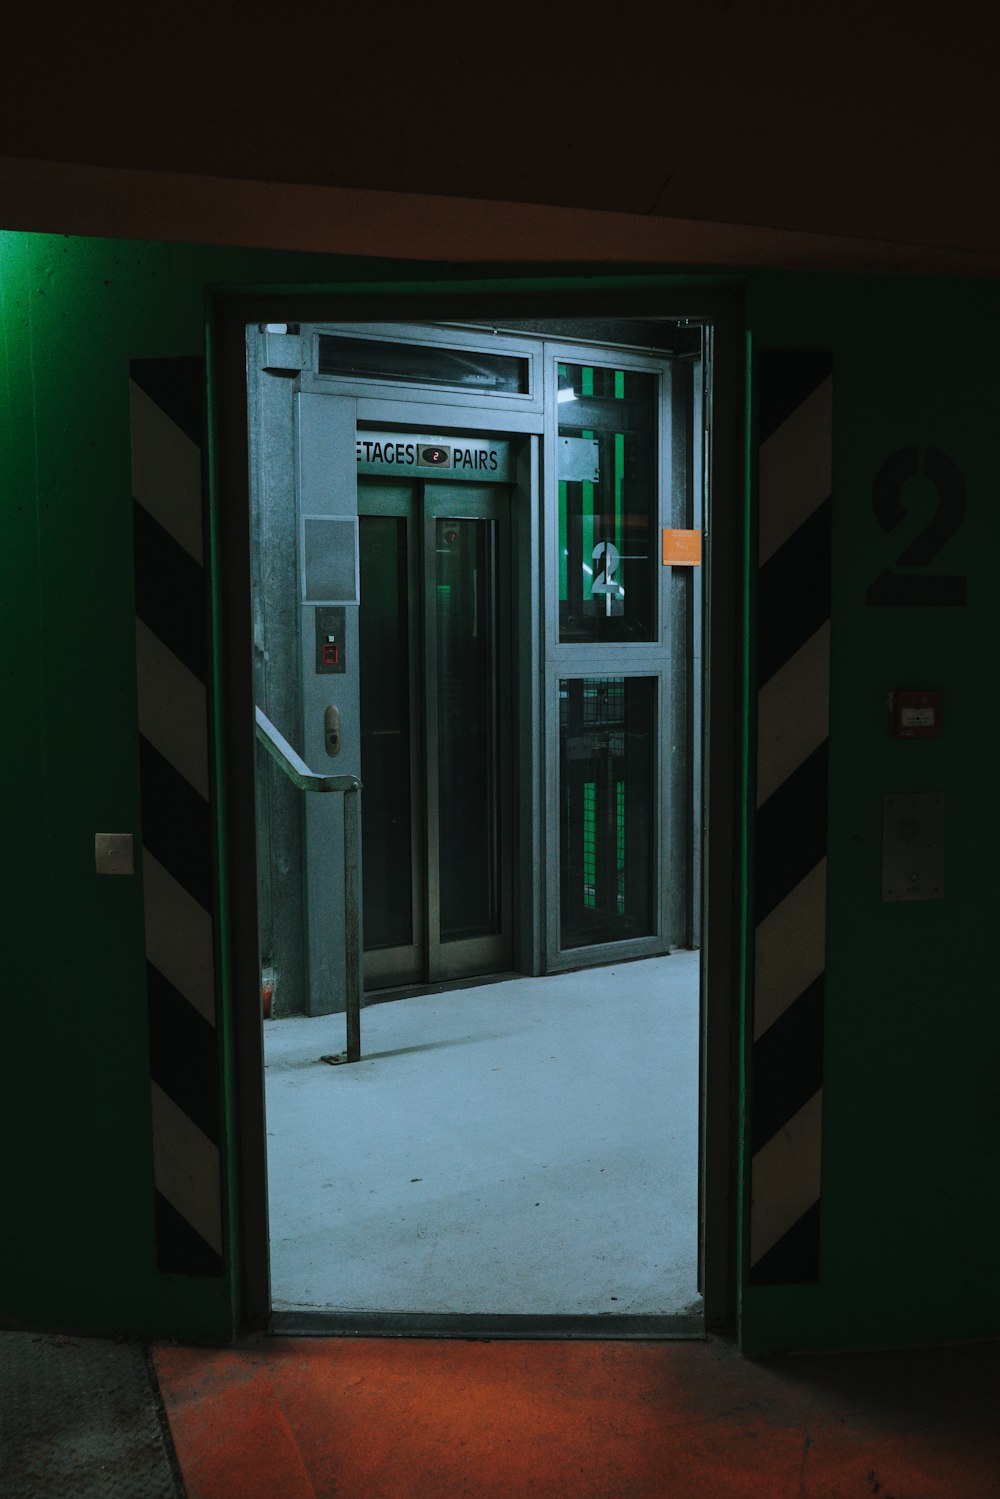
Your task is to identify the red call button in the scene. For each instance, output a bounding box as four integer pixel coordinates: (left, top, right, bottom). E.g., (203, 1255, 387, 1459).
(323, 642, 339, 666)
(892, 690, 941, 739)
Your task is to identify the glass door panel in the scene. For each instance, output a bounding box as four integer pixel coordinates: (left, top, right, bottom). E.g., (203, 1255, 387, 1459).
(558, 676, 655, 950)
(359, 514, 415, 952)
(425, 485, 512, 980)
(358, 489, 424, 990)
(433, 516, 502, 943)
(557, 364, 657, 645)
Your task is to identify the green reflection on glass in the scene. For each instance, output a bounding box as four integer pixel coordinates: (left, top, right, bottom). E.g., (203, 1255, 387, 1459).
(559, 676, 655, 949)
(557, 363, 656, 644)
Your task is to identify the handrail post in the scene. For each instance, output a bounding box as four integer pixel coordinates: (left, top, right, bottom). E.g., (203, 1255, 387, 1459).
(342, 786, 362, 1063)
(255, 705, 363, 1063)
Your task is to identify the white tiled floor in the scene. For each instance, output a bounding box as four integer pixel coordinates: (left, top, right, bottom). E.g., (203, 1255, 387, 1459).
(264, 951, 701, 1317)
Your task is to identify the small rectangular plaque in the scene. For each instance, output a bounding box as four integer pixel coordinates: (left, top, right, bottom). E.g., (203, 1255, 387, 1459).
(95, 833, 135, 876)
(557, 437, 600, 483)
(301, 515, 360, 604)
(662, 529, 702, 566)
(882, 793, 945, 901)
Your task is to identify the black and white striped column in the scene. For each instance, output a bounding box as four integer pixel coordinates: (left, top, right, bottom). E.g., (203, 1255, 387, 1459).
(131, 358, 223, 1276)
(750, 351, 833, 1286)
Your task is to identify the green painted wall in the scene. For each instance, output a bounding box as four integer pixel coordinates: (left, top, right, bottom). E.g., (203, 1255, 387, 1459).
(0, 233, 727, 1342)
(0, 234, 327, 1340)
(1, 231, 996, 1350)
(743, 271, 1000, 1353)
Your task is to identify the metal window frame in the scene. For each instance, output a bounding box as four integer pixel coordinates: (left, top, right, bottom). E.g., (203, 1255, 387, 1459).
(305, 321, 543, 415)
(542, 340, 671, 664)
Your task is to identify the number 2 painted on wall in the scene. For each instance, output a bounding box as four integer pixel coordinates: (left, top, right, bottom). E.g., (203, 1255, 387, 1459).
(866, 445, 967, 606)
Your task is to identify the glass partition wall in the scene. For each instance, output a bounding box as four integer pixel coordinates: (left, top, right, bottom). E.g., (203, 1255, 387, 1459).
(544, 343, 696, 970)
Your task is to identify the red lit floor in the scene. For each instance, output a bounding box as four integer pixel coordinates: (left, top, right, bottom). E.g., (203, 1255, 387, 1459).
(152, 1335, 1000, 1499)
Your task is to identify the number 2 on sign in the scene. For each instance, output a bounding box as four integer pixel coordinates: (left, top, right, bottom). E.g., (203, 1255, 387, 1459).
(592, 540, 624, 615)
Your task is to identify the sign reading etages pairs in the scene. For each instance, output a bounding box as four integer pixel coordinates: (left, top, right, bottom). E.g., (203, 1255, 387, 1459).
(357, 431, 513, 481)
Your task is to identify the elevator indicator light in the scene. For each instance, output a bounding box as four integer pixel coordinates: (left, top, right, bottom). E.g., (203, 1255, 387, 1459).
(419, 445, 452, 467)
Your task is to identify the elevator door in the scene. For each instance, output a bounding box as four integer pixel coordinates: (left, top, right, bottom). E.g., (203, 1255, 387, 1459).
(359, 478, 513, 991)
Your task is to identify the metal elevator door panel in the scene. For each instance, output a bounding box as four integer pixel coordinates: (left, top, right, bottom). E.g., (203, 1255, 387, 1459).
(359, 478, 513, 990)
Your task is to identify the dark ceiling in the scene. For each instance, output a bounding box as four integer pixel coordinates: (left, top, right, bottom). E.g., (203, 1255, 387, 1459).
(4, 1, 998, 251)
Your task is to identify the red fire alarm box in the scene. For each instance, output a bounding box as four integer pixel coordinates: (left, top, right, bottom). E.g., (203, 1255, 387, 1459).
(891, 690, 942, 739)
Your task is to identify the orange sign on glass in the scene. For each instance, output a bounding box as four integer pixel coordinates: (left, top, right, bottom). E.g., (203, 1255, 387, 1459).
(661, 529, 702, 566)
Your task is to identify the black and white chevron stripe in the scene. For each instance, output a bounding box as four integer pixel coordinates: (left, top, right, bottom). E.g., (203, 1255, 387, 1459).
(131, 358, 223, 1276)
(750, 351, 833, 1286)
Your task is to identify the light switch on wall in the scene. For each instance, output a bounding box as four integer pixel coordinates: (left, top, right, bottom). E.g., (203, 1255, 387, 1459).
(95, 833, 135, 875)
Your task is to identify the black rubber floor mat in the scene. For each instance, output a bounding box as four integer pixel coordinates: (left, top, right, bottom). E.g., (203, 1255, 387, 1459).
(0, 1332, 182, 1498)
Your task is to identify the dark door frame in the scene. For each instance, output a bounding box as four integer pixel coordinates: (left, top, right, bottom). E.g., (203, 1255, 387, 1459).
(214, 285, 745, 1337)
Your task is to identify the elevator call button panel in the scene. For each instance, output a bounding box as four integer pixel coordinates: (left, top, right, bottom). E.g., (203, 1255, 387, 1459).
(315, 605, 346, 673)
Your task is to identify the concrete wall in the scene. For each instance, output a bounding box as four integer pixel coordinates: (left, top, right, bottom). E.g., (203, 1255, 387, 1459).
(1, 231, 997, 1350)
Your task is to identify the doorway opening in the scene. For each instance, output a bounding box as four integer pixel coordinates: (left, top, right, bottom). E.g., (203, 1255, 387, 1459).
(231, 304, 738, 1335)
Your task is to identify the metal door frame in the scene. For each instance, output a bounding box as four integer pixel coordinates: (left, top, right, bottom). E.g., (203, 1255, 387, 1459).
(305, 329, 693, 978)
(308, 386, 543, 989)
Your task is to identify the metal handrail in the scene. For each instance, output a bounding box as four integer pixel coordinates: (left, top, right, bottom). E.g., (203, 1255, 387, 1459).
(255, 705, 363, 1063)
(255, 706, 361, 794)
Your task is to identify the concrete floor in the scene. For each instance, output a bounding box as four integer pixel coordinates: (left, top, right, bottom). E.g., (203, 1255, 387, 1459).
(264, 951, 700, 1318)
